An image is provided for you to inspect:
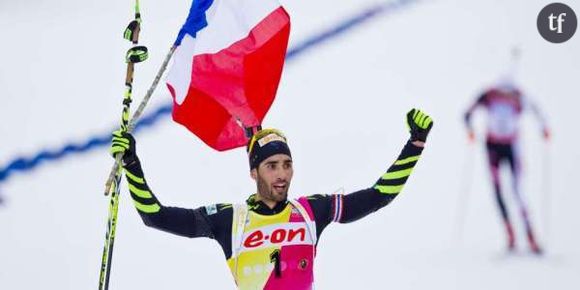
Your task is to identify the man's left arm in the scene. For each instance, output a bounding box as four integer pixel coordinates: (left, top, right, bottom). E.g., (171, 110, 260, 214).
(309, 109, 433, 227)
(521, 94, 551, 140)
(338, 139, 423, 223)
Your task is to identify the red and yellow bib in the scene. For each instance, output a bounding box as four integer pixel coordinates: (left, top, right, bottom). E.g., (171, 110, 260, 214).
(228, 198, 317, 290)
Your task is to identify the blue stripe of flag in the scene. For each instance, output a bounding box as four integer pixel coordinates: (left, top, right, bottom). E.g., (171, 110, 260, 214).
(174, 0, 215, 46)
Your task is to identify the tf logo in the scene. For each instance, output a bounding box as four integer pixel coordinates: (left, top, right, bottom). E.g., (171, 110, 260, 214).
(537, 3, 577, 43)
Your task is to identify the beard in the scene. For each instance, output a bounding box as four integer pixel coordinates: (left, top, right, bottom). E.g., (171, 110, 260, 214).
(256, 174, 289, 203)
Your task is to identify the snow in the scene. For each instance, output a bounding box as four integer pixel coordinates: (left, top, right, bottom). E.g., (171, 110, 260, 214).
(1, 0, 579, 289)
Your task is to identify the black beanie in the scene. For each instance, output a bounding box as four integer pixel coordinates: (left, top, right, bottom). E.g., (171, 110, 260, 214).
(247, 129, 292, 169)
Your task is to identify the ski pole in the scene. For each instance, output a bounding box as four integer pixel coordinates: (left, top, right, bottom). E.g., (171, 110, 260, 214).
(541, 140, 552, 249)
(103, 45, 176, 196)
(98, 1, 148, 289)
(453, 140, 477, 245)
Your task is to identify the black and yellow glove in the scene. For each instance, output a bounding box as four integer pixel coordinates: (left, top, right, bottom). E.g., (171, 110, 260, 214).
(406, 108, 433, 142)
(110, 130, 138, 165)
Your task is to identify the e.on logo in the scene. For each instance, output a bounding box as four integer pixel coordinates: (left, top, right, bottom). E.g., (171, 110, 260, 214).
(242, 223, 313, 250)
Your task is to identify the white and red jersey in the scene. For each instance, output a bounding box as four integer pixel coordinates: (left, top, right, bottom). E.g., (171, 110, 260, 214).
(465, 85, 547, 144)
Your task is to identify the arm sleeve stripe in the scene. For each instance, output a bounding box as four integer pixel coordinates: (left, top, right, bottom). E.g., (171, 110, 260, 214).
(394, 155, 420, 166)
(382, 168, 413, 180)
(128, 183, 153, 199)
(130, 192, 158, 205)
(373, 184, 404, 195)
(332, 194, 344, 222)
(332, 195, 338, 222)
(389, 162, 417, 172)
(337, 195, 343, 222)
(125, 169, 145, 184)
(376, 176, 409, 186)
(133, 200, 160, 213)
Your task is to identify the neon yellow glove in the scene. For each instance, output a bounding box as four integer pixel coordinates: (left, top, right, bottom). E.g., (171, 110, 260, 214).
(406, 108, 433, 142)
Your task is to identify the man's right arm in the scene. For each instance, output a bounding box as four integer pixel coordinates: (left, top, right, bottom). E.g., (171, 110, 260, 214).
(464, 93, 487, 141)
(464, 93, 487, 120)
(110, 131, 233, 243)
(123, 160, 213, 238)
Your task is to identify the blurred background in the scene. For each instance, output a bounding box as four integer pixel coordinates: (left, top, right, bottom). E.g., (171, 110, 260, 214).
(1, 0, 579, 289)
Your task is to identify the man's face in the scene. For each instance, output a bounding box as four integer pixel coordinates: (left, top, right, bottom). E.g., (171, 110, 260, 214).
(251, 154, 293, 203)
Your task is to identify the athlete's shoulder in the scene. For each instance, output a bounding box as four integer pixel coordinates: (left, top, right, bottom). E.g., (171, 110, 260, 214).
(477, 91, 491, 104)
(300, 194, 335, 213)
(300, 194, 342, 229)
(203, 203, 234, 216)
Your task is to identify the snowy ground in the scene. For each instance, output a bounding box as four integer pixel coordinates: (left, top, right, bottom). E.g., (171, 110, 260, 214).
(1, 0, 579, 289)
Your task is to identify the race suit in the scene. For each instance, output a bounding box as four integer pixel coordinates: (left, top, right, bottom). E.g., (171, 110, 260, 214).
(123, 141, 424, 289)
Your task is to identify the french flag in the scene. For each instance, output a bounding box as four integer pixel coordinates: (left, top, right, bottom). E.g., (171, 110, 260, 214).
(166, 0, 291, 151)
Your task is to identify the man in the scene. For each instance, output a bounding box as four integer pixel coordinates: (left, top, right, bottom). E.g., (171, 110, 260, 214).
(464, 81, 549, 254)
(111, 108, 433, 289)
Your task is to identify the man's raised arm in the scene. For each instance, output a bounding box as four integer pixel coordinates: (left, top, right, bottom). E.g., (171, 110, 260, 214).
(307, 109, 433, 229)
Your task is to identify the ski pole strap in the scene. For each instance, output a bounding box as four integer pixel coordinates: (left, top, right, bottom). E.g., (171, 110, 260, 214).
(126, 46, 148, 63)
(124, 20, 141, 42)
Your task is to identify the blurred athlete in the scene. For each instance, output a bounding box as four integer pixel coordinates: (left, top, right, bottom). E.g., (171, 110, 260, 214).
(464, 81, 549, 254)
